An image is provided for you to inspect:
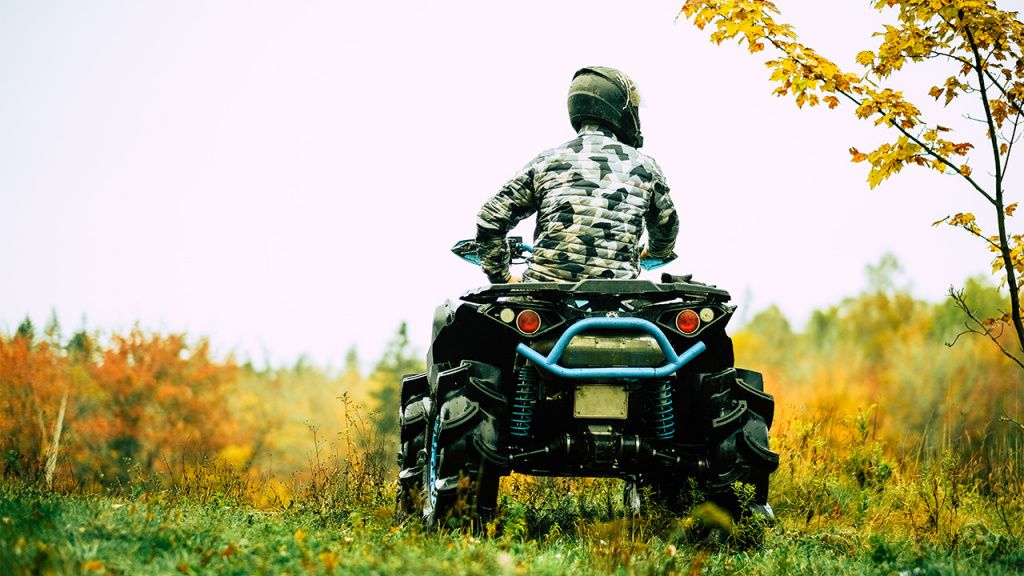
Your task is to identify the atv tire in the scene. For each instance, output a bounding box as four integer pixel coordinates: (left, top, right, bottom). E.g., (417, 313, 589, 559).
(396, 372, 429, 519)
(422, 360, 506, 529)
(703, 368, 779, 519)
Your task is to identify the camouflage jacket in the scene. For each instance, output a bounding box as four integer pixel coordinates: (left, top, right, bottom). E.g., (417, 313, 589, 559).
(476, 125, 679, 283)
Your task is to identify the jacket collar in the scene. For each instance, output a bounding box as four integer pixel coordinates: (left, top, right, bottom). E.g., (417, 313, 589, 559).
(578, 124, 617, 139)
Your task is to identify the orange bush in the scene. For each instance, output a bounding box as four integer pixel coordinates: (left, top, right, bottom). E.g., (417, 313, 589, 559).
(0, 325, 239, 487)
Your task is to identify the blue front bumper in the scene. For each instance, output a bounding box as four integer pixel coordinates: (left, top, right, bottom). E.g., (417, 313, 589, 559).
(514, 317, 705, 379)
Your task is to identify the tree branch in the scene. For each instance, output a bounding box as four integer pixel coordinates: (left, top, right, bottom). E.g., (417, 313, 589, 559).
(968, 34, 1006, 188)
(929, 50, 975, 69)
(875, 105, 997, 204)
(938, 216, 1003, 251)
(948, 287, 1024, 369)
(1002, 110, 1021, 178)
(930, 23, 1023, 114)
(762, 36, 998, 204)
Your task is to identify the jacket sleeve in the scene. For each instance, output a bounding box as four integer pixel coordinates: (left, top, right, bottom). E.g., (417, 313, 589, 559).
(476, 162, 540, 283)
(644, 169, 679, 259)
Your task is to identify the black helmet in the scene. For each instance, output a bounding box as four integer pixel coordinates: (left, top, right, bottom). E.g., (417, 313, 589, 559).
(567, 66, 643, 148)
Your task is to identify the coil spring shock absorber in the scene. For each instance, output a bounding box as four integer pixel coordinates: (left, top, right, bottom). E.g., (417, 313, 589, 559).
(650, 379, 675, 441)
(509, 364, 538, 438)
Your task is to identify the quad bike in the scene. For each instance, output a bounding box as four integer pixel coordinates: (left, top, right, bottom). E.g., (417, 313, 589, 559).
(397, 238, 778, 527)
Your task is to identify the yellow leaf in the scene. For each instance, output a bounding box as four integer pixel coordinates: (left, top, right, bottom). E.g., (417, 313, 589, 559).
(928, 86, 943, 100)
(960, 164, 972, 177)
(868, 169, 883, 189)
(950, 212, 978, 231)
(849, 147, 869, 162)
(1007, 202, 1018, 216)
(294, 529, 307, 542)
(1001, 142, 1009, 155)
(856, 50, 875, 66)
(83, 561, 105, 571)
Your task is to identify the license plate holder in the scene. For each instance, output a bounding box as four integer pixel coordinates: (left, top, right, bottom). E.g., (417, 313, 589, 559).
(573, 384, 628, 419)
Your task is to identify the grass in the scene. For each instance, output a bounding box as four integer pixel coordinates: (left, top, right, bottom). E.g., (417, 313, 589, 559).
(1, 480, 1021, 576)
(3, 438, 1023, 576)
(2, 403, 1022, 575)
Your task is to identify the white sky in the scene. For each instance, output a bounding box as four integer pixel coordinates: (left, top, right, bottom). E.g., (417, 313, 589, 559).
(2, 1, 1018, 369)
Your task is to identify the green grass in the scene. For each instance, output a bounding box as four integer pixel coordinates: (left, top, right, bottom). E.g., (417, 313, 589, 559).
(2, 480, 1021, 576)
(3, 406, 1021, 575)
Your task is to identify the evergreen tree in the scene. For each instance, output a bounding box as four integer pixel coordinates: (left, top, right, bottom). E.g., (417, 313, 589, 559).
(16, 316, 34, 344)
(366, 323, 425, 468)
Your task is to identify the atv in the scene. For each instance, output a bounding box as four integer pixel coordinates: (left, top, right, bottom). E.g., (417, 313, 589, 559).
(397, 238, 778, 527)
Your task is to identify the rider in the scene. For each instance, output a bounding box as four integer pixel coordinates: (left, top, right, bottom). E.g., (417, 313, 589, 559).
(476, 66, 679, 284)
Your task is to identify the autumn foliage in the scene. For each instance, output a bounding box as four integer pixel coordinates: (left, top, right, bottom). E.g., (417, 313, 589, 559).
(1, 273, 1021, 531)
(0, 318, 421, 502)
(0, 323, 239, 487)
(681, 0, 1024, 366)
(737, 274, 1023, 488)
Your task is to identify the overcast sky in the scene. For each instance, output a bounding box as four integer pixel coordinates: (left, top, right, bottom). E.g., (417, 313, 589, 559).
(2, 1, 1017, 369)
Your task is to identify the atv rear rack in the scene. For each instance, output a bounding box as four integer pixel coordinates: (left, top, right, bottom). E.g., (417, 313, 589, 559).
(461, 278, 731, 305)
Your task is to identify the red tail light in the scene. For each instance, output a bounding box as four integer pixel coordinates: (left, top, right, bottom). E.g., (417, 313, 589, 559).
(516, 310, 542, 334)
(675, 309, 700, 334)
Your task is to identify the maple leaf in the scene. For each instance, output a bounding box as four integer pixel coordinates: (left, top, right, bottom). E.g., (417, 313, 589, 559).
(849, 147, 869, 162)
(952, 142, 975, 155)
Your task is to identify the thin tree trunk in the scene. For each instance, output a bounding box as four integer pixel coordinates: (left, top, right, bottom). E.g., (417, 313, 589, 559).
(43, 390, 68, 490)
(35, 408, 47, 450)
(965, 24, 1024, 356)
